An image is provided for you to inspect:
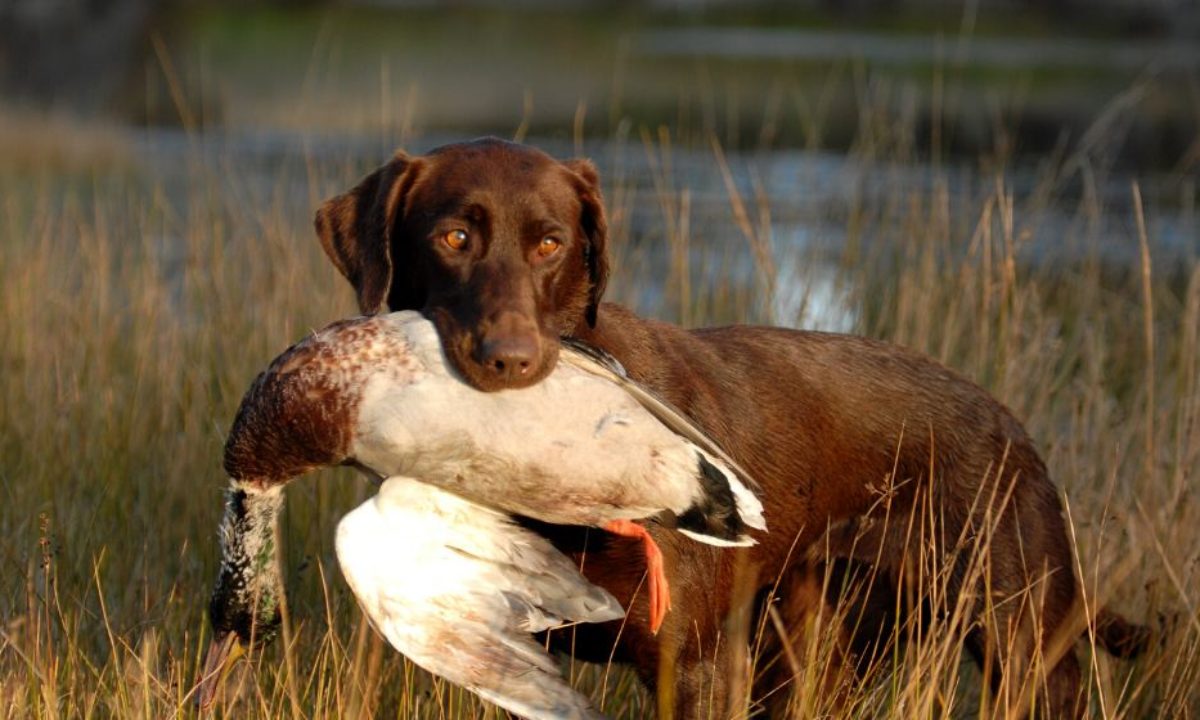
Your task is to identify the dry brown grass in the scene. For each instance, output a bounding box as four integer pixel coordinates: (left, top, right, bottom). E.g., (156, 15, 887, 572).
(0, 87, 1196, 718)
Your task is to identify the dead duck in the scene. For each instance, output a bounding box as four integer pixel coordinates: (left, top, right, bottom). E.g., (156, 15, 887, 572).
(198, 311, 765, 714)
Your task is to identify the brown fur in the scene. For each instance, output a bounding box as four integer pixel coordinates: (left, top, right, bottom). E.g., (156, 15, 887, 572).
(314, 138, 1147, 718)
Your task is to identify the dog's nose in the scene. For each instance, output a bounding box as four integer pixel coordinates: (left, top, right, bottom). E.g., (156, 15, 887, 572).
(479, 334, 540, 381)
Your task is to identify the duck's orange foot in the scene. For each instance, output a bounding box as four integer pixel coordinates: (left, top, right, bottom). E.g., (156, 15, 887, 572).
(603, 519, 671, 634)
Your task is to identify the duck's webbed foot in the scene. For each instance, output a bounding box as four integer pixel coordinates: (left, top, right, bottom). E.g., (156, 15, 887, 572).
(603, 519, 671, 634)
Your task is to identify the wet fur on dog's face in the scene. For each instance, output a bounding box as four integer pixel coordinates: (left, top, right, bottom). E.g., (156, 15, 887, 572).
(314, 138, 608, 391)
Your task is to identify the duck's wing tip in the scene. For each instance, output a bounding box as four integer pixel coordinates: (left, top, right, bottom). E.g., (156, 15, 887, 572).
(463, 632, 613, 720)
(551, 574, 625, 622)
(474, 687, 610, 720)
(568, 585, 626, 625)
(503, 586, 625, 633)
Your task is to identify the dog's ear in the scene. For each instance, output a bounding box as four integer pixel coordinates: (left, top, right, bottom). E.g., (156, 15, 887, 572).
(314, 152, 420, 315)
(564, 158, 609, 328)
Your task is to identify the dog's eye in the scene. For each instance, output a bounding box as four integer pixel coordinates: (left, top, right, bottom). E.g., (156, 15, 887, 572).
(537, 237, 561, 257)
(443, 229, 468, 250)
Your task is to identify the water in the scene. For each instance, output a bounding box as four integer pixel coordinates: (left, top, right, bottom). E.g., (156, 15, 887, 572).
(634, 27, 1200, 70)
(125, 125, 1196, 333)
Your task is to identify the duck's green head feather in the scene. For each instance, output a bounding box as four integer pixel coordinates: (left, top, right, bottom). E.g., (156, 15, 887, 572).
(207, 484, 285, 649)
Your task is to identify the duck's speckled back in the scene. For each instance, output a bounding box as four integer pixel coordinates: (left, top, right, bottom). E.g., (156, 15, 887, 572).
(223, 313, 428, 487)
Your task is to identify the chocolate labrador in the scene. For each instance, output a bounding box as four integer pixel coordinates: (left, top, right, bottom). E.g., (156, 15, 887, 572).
(314, 137, 1147, 718)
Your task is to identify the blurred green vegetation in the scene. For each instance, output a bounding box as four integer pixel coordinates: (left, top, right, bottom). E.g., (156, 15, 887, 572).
(121, 3, 1194, 168)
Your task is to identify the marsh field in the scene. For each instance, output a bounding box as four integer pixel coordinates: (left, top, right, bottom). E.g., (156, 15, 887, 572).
(1, 4, 1198, 718)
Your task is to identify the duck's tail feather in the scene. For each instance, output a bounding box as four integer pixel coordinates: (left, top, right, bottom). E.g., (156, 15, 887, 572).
(673, 452, 765, 546)
(721, 456, 767, 532)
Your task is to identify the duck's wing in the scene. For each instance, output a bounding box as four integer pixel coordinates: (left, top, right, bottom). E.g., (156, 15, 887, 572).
(373, 474, 624, 624)
(444, 529, 625, 628)
(336, 479, 616, 720)
(366, 579, 610, 720)
(560, 337, 762, 497)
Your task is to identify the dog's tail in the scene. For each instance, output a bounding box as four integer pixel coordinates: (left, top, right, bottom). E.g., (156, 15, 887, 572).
(1093, 608, 1152, 658)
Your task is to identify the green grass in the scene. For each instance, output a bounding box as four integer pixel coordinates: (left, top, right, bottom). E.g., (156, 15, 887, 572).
(0, 75, 1197, 718)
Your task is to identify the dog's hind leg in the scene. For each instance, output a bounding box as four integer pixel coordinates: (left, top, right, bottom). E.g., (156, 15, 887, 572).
(747, 560, 877, 718)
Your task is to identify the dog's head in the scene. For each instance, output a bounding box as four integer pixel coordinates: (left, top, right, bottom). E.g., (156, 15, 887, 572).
(314, 138, 609, 392)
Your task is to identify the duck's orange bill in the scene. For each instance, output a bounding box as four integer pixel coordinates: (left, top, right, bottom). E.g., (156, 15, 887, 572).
(603, 519, 671, 634)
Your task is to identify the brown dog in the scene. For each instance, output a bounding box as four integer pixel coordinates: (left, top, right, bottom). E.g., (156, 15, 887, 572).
(314, 138, 1146, 718)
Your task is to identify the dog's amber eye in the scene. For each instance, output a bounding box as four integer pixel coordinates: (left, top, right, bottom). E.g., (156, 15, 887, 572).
(443, 229, 468, 250)
(538, 237, 561, 257)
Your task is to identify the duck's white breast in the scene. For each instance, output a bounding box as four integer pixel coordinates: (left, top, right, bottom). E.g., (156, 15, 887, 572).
(350, 336, 702, 526)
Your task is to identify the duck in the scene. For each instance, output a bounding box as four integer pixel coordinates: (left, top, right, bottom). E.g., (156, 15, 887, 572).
(197, 310, 766, 715)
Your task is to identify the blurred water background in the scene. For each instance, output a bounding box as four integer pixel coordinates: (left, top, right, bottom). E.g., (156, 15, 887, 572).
(3, 0, 1196, 331)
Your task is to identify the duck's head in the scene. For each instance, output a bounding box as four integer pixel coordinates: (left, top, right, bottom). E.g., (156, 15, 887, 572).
(197, 330, 363, 710)
(197, 483, 286, 710)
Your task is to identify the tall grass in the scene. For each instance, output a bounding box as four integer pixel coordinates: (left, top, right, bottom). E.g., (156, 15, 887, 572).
(0, 86, 1196, 719)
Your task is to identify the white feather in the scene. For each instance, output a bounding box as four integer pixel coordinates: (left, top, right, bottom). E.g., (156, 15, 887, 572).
(336, 476, 621, 720)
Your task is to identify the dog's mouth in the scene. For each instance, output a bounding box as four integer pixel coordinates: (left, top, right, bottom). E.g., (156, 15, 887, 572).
(426, 307, 560, 392)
